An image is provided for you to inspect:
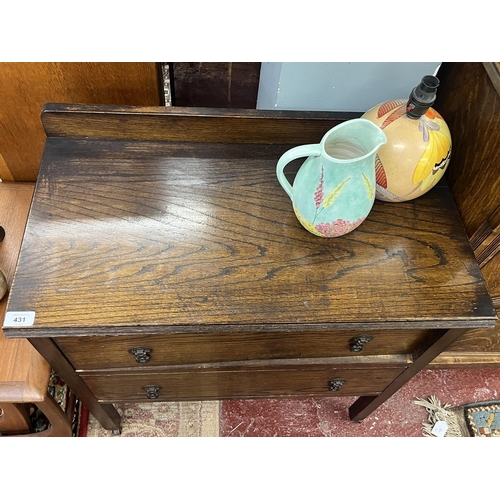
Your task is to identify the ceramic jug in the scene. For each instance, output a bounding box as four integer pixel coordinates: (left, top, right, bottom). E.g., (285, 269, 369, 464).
(276, 118, 387, 237)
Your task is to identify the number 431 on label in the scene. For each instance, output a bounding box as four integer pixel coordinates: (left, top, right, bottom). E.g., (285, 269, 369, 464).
(3, 311, 36, 327)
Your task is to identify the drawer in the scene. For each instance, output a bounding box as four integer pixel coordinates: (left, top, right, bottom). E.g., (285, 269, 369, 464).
(56, 329, 434, 370)
(81, 358, 408, 402)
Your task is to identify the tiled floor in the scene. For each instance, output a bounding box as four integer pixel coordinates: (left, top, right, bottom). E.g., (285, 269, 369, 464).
(219, 368, 500, 437)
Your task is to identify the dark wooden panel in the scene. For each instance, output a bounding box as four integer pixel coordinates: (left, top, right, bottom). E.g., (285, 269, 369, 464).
(82, 358, 407, 402)
(40, 103, 358, 144)
(436, 62, 500, 238)
(472, 205, 500, 267)
(172, 62, 261, 108)
(0, 63, 161, 181)
(444, 318, 500, 353)
(482, 256, 500, 306)
(435, 63, 500, 366)
(55, 329, 433, 371)
(483, 63, 500, 97)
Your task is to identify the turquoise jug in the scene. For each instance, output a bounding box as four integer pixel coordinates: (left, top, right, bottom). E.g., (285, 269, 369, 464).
(276, 118, 387, 237)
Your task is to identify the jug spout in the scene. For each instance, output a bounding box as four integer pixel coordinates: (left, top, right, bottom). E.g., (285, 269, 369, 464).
(322, 118, 387, 163)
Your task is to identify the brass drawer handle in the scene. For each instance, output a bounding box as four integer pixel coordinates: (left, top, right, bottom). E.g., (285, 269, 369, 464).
(349, 335, 373, 352)
(142, 385, 161, 399)
(329, 378, 347, 392)
(128, 346, 153, 363)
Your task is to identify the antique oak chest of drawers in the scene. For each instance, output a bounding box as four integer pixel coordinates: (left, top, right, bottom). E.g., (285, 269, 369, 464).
(3, 104, 496, 433)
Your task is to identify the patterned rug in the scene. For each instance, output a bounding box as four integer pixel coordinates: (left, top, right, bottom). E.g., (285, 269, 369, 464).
(415, 396, 500, 437)
(84, 401, 219, 437)
(30, 371, 85, 436)
(31, 370, 219, 437)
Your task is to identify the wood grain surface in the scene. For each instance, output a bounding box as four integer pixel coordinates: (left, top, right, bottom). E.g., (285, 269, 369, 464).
(0, 183, 51, 402)
(0, 63, 161, 181)
(55, 328, 432, 371)
(481, 252, 500, 304)
(472, 205, 500, 267)
(437, 62, 500, 238)
(81, 357, 408, 402)
(431, 63, 500, 364)
(0, 183, 34, 286)
(0, 403, 31, 433)
(443, 318, 500, 353)
(4, 137, 495, 336)
(41, 103, 359, 144)
(483, 63, 500, 99)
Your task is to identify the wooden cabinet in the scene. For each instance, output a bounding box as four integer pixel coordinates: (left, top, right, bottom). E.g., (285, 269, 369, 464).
(2, 104, 496, 433)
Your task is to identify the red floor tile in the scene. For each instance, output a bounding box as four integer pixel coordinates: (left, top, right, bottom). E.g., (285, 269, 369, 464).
(220, 368, 500, 436)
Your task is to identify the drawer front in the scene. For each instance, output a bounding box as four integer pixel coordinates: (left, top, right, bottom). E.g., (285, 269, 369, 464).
(445, 322, 500, 353)
(81, 362, 407, 402)
(56, 329, 433, 370)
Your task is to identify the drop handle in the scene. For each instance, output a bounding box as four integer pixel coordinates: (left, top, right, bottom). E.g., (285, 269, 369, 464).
(349, 335, 373, 352)
(128, 346, 153, 363)
(329, 378, 347, 392)
(142, 385, 161, 399)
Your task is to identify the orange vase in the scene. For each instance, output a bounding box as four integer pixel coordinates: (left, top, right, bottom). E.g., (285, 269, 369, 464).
(361, 75, 452, 202)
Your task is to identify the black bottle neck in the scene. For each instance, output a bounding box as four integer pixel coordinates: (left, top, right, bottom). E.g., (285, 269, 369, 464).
(406, 75, 439, 119)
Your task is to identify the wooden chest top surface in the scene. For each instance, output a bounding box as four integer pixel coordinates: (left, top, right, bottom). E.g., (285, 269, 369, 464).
(3, 106, 496, 337)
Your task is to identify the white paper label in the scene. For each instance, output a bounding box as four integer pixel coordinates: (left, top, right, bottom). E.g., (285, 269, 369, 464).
(3, 311, 36, 327)
(431, 420, 448, 437)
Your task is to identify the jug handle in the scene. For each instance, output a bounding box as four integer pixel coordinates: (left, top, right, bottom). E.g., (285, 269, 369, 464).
(276, 144, 321, 200)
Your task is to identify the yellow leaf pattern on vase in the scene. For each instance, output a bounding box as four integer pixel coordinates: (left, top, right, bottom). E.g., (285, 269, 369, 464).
(362, 173, 374, 199)
(293, 206, 323, 236)
(412, 130, 451, 190)
(412, 109, 451, 192)
(322, 177, 351, 209)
